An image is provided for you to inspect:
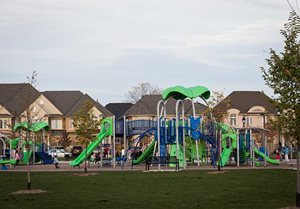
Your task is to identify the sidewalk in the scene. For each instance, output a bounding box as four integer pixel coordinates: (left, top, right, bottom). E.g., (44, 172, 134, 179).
(1, 159, 297, 172)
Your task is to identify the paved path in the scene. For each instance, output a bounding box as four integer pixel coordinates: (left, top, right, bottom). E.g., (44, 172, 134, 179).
(0, 159, 297, 172)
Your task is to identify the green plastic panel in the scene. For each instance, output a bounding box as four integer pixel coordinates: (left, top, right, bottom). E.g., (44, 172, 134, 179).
(162, 85, 210, 101)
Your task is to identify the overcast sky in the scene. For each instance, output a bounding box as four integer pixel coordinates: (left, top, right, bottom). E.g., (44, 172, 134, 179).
(0, 0, 293, 104)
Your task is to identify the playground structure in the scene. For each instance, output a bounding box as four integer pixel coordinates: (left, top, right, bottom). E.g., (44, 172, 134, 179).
(0, 85, 279, 170)
(0, 121, 54, 167)
(123, 85, 279, 170)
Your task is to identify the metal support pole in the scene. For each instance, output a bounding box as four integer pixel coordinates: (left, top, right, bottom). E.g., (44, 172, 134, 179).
(237, 129, 240, 167)
(218, 129, 222, 171)
(250, 129, 254, 167)
(182, 104, 186, 169)
(264, 132, 267, 167)
(157, 100, 165, 170)
(123, 115, 126, 151)
(109, 135, 112, 166)
(113, 116, 116, 167)
(9, 139, 12, 168)
(32, 133, 35, 165)
(175, 100, 181, 169)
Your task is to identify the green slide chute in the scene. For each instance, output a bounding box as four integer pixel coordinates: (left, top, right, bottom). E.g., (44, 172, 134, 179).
(69, 118, 113, 166)
(170, 144, 185, 167)
(69, 129, 110, 166)
(220, 124, 237, 167)
(132, 140, 155, 165)
(22, 150, 33, 164)
(253, 147, 279, 165)
(0, 159, 17, 165)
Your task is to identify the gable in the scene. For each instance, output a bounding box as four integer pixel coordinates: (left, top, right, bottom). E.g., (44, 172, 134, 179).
(21, 94, 63, 119)
(0, 104, 12, 116)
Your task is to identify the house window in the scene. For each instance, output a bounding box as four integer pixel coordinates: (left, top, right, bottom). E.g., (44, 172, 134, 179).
(246, 117, 253, 126)
(230, 114, 236, 126)
(0, 119, 8, 129)
(69, 119, 74, 129)
(51, 119, 62, 129)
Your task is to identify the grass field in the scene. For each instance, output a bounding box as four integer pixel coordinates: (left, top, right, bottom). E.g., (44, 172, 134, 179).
(0, 169, 296, 209)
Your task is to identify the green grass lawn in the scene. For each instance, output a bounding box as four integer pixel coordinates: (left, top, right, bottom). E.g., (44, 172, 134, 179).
(0, 169, 296, 209)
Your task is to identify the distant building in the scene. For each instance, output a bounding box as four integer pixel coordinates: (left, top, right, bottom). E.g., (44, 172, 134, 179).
(0, 83, 112, 147)
(213, 91, 279, 149)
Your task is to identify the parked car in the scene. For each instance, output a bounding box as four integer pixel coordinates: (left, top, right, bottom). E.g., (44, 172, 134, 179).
(48, 149, 71, 159)
(71, 146, 83, 157)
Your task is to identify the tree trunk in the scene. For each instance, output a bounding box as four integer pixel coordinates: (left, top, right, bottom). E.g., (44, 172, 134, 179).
(26, 130, 31, 190)
(84, 146, 87, 173)
(217, 129, 221, 171)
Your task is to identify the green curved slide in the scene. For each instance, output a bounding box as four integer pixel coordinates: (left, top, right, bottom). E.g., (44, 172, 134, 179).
(22, 150, 33, 164)
(220, 124, 237, 167)
(170, 144, 184, 167)
(0, 159, 16, 165)
(253, 147, 279, 165)
(69, 129, 110, 166)
(132, 140, 155, 165)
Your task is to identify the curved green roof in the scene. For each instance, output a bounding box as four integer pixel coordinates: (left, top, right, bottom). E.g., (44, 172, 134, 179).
(14, 121, 49, 132)
(162, 85, 210, 101)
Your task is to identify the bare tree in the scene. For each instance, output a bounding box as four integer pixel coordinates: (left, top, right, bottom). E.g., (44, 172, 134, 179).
(24, 70, 38, 190)
(207, 91, 231, 123)
(125, 83, 162, 103)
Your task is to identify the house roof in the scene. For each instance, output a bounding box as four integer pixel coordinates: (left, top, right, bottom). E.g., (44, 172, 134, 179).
(65, 94, 113, 117)
(123, 94, 207, 117)
(43, 91, 83, 115)
(0, 83, 41, 116)
(213, 91, 277, 114)
(43, 91, 113, 117)
(105, 103, 133, 119)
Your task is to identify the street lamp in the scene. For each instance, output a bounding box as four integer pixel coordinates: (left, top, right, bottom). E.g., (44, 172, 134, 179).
(242, 116, 246, 128)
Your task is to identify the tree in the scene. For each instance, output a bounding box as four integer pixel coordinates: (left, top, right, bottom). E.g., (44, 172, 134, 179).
(207, 91, 231, 123)
(261, 11, 300, 206)
(125, 83, 162, 103)
(72, 100, 101, 173)
(24, 70, 38, 190)
(58, 131, 71, 148)
(205, 91, 231, 171)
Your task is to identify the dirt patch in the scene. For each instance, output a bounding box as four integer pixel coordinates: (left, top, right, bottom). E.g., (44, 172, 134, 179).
(280, 207, 298, 209)
(207, 171, 227, 175)
(73, 172, 98, 177)
(10, 189, 47, 195)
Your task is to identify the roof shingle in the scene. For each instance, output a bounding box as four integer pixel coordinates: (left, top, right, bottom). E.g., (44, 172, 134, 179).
(213, 91, 277, 114)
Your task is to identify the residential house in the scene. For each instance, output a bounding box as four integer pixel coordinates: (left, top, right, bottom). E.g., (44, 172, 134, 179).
(105, 103, 133, 150)
(0, 83, 113, 148)
(0, 83, 62, 138)
(43, 91, 113, 146)
(213, 91, 279, 148)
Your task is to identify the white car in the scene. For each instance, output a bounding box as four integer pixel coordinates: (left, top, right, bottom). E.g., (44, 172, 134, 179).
(48, 149, 71, 158)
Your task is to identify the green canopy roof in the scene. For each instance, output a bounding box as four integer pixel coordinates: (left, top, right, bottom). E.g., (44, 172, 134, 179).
(162, 86, 210, 101)
(14, 121, 50, 132)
